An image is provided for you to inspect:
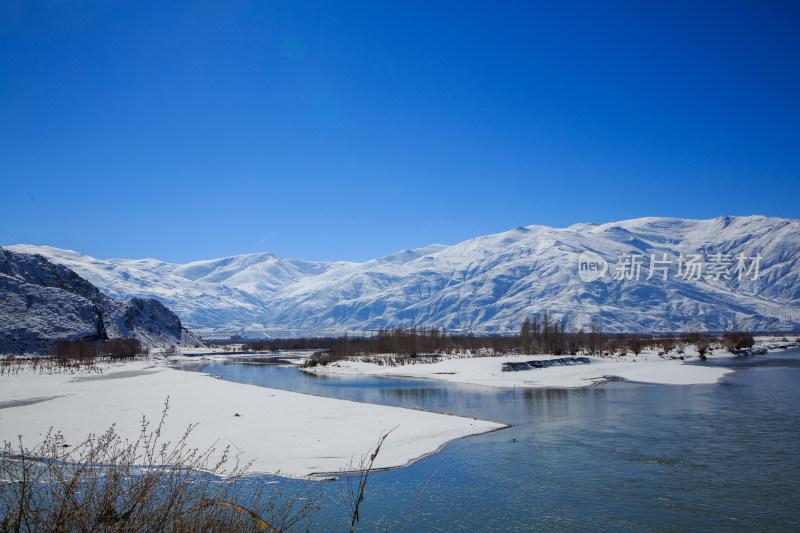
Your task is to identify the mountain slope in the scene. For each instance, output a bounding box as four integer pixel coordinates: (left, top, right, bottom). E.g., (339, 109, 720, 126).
(0, 248, 203, 353)
(9, 215, 800, 336)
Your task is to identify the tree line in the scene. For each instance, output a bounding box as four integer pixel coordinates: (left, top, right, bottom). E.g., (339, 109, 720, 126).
(241, 327, 517, 360)
(50, 338, 147, 363)
(239, 313, 762, 367)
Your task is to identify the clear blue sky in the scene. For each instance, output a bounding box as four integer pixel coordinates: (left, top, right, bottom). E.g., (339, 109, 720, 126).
(2, 1, 798, 263)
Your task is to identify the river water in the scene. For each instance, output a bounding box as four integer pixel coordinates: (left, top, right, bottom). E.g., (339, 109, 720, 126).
(179, 349, 800, 531)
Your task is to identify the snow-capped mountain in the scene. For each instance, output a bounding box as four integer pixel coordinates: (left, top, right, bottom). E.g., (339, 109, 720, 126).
(9, 215, 800, 336)
(0, 247, 203, 353)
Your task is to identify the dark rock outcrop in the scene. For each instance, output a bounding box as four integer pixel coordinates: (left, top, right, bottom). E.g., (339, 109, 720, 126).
(0, 248, 203, 354)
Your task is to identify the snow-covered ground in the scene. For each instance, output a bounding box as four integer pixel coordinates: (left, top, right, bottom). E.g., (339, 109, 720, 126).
(302, 339, 797, 389)
(0, 359, 505, 478)
(304, 353, 731, 388)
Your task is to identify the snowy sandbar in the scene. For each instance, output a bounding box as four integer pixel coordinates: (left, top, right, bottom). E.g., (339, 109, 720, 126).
(303, 351, 736, 388)
(0, 360, 506, 478)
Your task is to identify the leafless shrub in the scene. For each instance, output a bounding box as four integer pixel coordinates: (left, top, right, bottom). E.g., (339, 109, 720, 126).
(302, 350, 348, 368)
(50, 340, 97, 364)
(0, 399, 323, 532)
(339, 429, 398, 533)
(721, 331, 755, 352)
(625, 334, 645, 356)
(0, 356, 100, 376)
(356, 355, 440, 367)
(336, 428, 434, 532)
(682, 332, 712, 359)
(100, 338, 145, 360)
(658, 335, 677, 354)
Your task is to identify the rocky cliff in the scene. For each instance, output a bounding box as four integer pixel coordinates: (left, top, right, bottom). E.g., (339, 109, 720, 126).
(0, 248, 203, 354)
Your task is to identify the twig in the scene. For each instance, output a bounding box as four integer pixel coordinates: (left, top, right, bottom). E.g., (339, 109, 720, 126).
(403, 470, 437, 533)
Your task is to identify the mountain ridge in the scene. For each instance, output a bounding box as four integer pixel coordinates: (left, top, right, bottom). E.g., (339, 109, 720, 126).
(8, 215, 800, 337)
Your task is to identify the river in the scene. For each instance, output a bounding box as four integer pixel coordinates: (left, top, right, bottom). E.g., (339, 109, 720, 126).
(179, 348, 800, 531)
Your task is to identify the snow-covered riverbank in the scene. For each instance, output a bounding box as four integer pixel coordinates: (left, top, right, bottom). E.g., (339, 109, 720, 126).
(302, 341, 797, 389)
(2, 338, 794, 478)
(303, 353, 732, 388)
(0, 359, 505, 478)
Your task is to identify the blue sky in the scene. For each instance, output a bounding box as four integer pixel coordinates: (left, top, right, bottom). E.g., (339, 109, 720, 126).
(2, 1, 798, 263)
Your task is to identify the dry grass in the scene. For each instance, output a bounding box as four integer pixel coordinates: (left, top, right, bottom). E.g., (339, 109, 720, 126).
(0, 356, 102, 377)
(340, 430, 393, 533)
(0, 400, 324, 532)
